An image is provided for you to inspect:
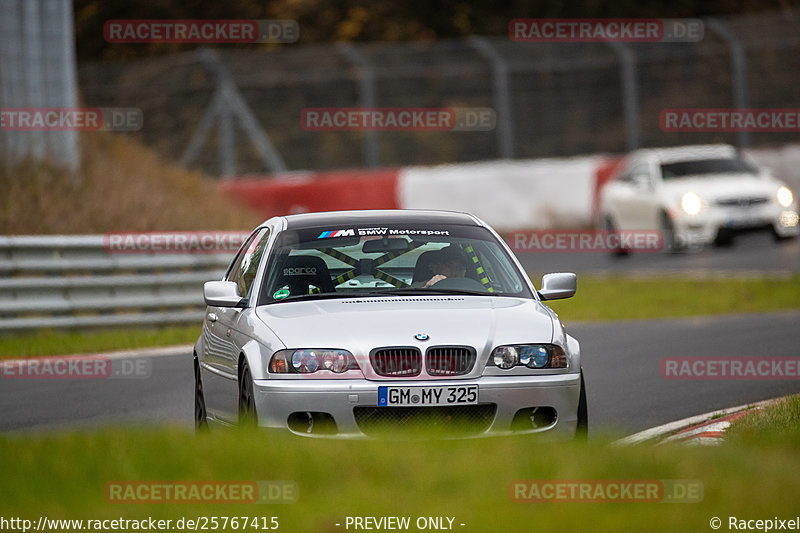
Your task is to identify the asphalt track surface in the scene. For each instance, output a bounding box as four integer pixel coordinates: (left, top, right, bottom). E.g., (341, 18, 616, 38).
(516, 231, 800, 278)
(2, 309, 799, 437)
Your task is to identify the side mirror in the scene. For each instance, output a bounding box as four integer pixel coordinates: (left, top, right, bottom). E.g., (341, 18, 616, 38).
(204, 280, 248, 308)
(539, 272, 577, 300)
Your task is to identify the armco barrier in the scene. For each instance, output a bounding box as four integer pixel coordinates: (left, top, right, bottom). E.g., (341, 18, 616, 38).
(0, 235, 234, 332)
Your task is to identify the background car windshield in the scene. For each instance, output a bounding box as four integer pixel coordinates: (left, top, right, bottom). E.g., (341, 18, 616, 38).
(259, 224, 531, 303)
(660, 158, 758, 179)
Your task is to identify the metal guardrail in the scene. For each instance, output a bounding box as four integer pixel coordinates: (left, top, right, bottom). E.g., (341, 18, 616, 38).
(0, 235, 236, 332)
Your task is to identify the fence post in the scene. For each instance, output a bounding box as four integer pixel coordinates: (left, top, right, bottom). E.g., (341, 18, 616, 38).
(607, 42, 640, 152)
(338, 43, 380, 168)
(706, 17, 750, 149)
(469, 37, 515, 160)
(182, 49, 288, 177)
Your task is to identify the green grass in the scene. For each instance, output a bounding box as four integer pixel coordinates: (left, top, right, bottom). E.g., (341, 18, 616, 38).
(0, 325, 199, 359)
(546, 275, 800, 322)
(727, 394, 800, 446)
(2, 277, 800, 358)
(1, 426, 799, 532)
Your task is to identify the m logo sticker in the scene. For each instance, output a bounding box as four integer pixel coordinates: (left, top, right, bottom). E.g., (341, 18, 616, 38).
(317, 229, 355, 239)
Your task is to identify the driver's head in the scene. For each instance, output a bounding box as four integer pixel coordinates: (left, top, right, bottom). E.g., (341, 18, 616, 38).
(431, 246, 468, 278)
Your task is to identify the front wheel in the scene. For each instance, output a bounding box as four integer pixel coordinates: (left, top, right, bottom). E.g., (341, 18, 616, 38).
(603, 216, 629, 258)
(238, 359, 258, 426)
(661, 211, 685, 252)
(575, 369, 588, 440)
(194, 357, 208, 431)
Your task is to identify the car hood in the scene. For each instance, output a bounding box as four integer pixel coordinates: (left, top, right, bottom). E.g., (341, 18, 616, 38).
(255, 295, 555, 356)
(661, 174, 779, 203)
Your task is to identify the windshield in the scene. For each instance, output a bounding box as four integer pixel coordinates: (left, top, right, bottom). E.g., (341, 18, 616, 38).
(660, 158, 758, 180)
(258, 224, 532, 303)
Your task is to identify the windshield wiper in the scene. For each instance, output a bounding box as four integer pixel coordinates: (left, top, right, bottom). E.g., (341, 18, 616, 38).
(269, 292, 365, 303)
(356, 288, 490, 297)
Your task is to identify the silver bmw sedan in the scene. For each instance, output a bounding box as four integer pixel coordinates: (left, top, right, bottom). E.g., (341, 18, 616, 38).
(194, 209, 586, 439)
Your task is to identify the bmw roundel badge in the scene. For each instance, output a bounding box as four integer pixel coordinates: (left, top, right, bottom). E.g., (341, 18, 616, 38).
(414, 333, 429, 341)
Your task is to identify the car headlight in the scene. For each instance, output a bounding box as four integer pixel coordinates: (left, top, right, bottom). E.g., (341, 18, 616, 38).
(681, 192, 703, 216)
(777, 186, 794, 208)
(269, 349, 358, 374)
(488, 344, 567, 370)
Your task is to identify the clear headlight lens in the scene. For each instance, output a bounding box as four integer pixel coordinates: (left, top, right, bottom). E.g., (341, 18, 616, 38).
(270, 349, 357, 374)
(488, 344, 567, 370)
(292, 349, 319, 373)
(777, 186, 794, 208)
(493, 346, 519, 369)
(681, 191, 703, 215)
(520, 345, 550, 368)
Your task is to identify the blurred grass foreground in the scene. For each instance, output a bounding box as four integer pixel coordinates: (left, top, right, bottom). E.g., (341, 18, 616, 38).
(1, 400, 799, 533)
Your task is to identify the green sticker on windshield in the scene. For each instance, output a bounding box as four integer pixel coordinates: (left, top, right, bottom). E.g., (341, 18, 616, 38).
(273, 289, 290, 300)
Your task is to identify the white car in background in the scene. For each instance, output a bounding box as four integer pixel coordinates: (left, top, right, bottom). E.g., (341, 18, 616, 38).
(598, 144, 799, 251)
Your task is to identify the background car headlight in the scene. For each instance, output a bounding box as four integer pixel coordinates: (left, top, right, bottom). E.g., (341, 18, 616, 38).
(270, 349, 357, 374)
(681, 191, 703, 215)
(488, 344, 567, 370)
(777, 186, 794, 208)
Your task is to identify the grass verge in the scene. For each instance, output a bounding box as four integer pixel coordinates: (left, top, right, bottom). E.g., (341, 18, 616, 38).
(0, 133, 261, 234)
(727, 394, 800, 446)
(0, 326, 199, 359)
(0, 427, 798, 531)
(2, 276, 799, 358)
(546, 275, 800, 321)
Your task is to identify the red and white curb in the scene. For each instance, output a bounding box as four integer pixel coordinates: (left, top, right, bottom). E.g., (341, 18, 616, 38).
(613, 397, 779, 447)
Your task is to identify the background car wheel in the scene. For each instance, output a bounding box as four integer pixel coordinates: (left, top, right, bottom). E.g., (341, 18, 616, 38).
(660, 211, 684, 252)
(714, 228, 734, 247)
(194, 357, 208, 431)
(238, 359, 258, 426)
(603, 216, 629, 257)
(576, 369, 588, 440)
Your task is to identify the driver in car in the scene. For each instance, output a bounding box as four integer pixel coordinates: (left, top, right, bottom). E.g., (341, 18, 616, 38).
(418, 246, 468, 287)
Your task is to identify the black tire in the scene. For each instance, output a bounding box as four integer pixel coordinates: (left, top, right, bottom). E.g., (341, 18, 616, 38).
(661, 212, 678, 253)
(194, 357, 208, 431)
(238, 359, 258, 426)
(713, 228, 734, 247)
(661, 211, 684, 252)
(575, 369, 588, 441)
(603, 216, 629, 257)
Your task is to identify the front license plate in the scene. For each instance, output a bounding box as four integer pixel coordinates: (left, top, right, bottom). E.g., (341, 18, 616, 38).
(378, 385, 478, 406)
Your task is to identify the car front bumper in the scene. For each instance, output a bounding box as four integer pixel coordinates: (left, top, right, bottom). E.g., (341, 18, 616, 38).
(673, 204, 799, 246)
(252, 372, 582, 439)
